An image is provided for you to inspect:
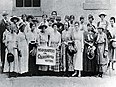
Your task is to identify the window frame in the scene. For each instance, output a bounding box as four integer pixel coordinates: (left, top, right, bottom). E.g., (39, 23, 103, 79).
(13, 0, 41, 10)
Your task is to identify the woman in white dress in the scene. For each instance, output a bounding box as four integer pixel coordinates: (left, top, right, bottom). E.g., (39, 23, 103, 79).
(17, 23, 29, 74)
(3, 22, 19, 75)
(72, 22, 84, 77)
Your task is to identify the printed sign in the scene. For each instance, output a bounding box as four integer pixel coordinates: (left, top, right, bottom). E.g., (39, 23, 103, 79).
(36, 46, 56, 65)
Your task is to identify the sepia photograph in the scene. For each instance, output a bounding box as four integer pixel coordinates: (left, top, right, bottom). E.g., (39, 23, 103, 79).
(0, 0, 116, 87)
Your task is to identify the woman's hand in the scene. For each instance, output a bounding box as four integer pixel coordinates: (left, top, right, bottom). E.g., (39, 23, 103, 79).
(30, 47, 37, 56)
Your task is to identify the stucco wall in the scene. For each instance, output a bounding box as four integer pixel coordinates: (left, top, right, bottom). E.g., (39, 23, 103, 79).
(0, 0, 115, 23)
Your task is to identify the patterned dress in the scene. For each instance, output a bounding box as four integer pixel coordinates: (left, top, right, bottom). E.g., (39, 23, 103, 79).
(61, 29, 73, 71)
(49, 31, 61, 72)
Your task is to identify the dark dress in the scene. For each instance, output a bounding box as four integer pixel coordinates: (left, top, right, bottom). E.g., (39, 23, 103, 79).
(83, 31, 98, 75)
(0, 19, 6, 72)
(29, 42, 38, 75)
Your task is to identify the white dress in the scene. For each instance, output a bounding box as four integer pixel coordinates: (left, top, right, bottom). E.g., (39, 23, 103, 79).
(17, 31, 29, 74)
(72, 29, 84, 70)
(3, 31, 19, 72)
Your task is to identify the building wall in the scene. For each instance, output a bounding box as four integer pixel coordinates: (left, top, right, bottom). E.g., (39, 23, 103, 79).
(0, 0, 115, 23)
(52, 0, 116, 23)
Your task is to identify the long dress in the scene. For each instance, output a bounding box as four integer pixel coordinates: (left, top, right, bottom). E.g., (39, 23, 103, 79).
(37, 31, 49, 71)
(72, 29, 84, 71)
(0, 19, 8, 70)
(96, 32, 108, 73)
(108, 24, 116, 62)
(17, 31, 29, 74)
(3, 31, 19, 73)
(61, 29, 73, 71)
(27, 30, 38, 74)
(49, 31, 61, 72)
(83, 31, 98, 74)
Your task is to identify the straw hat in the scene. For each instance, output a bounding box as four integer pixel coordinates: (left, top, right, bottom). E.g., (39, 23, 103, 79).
(38, 25, 47, 29)
(10, 16, 20, 22)
(99, 12, 107, 17)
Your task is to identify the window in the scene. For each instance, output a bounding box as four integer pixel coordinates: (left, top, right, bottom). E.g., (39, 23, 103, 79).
(16, 0, 41, 7)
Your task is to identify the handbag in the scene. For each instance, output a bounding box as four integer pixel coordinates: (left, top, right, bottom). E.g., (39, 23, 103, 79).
(87, 46, 95, 60)
(67, 43, 77, 56)
(7, 48, 14, 63)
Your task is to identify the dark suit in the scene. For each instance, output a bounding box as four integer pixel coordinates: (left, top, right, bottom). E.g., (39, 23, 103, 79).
(0, 19, 6, 72)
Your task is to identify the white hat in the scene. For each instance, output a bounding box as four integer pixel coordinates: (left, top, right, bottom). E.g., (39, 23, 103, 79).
(99, 12, 107, 17)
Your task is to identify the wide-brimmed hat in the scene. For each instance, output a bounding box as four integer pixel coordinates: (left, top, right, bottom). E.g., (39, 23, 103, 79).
(2, 11, 8, 16)
(10, 16, 20, 22)
(52, 23, 58, 28)
(27, 15, 34, 21)
(97, 27, 104, 30)
(99, 12, 107, 17)
(38, 25, 47, 29)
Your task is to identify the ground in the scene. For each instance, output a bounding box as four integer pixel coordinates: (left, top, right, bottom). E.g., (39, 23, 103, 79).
(0, 72, 116, 87)
(0, 59, 116, 87)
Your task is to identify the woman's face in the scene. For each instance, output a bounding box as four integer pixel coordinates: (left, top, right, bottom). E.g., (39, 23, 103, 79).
(31, 24, 36, 31)
(43, 16, 47, 21)
(28, 18, 32, 22)
(64, 23, 68, 30)
(48, 20, 53, 26)
(6, 24, 11, 31)
(98, 29, 102, 33)
(65, 18, 69, 22)
(80, 19, 84, 23)
(70, 17, 74, 21)
(3, 15, 8, 20)
(110, 19, 114, 26)
(88, 18, 93, 23)
(51, 12, 57, 18)
(74, 23, 79, 29)
(53, 25, 57, 30)
(100, 15, 105, 20)
(20, 25, 26, 32)
(13, 19, 18, 23)
(22, 16, 26, 21)
(41, 27, 46, 32)
(87, 26, 92, 31)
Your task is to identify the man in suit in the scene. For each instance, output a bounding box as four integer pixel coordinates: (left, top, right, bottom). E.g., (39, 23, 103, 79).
(0, 11, 9, 72)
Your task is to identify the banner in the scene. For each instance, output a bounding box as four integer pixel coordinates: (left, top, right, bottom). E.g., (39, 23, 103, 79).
(36, 46, 56, 65)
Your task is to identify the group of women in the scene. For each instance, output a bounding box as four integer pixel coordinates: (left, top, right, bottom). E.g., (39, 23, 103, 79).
(1, 11, 116, 78)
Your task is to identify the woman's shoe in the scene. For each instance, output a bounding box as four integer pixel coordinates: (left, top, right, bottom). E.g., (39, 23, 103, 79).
(72, 73, 77, 77)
